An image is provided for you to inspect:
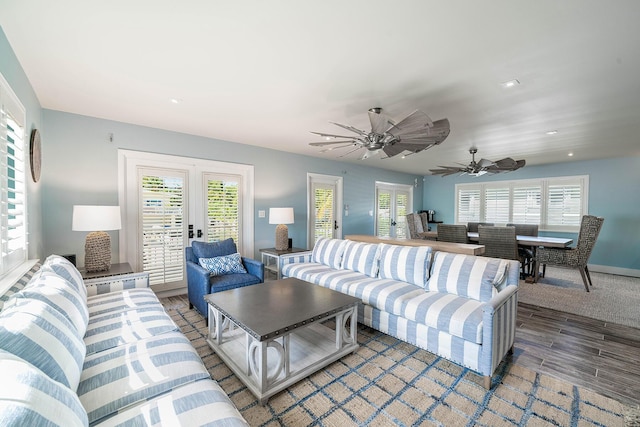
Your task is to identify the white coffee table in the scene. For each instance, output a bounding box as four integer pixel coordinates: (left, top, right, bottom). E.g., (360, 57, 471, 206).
(204, 278, 359, 404)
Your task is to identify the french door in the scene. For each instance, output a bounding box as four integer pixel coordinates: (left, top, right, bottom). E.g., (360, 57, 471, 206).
(308, 173, 343, 247)
(119, 150, 254, 293)
(375, 182, 412, 238)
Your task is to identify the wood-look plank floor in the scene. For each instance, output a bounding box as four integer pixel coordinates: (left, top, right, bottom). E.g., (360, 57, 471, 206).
(514, 302, 640, 408)
(161, 294, 640, 408)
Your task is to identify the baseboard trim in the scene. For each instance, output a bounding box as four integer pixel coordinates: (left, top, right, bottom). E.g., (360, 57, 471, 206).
(156, 287, 188, 299)
(589, 264, 640, 278)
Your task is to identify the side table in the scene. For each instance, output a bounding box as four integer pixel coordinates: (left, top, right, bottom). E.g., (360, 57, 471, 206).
(259, 248, 310, 280)
(80, 262, 134, 280)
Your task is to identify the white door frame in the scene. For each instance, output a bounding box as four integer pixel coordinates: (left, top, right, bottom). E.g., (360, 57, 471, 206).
(307, 173, 343, 247)
(374, 181, 413, 238)
(118, 149, 255, 269)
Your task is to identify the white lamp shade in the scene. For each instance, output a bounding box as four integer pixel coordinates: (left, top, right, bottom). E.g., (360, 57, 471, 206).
(72, 205, 122, 231)
(269, 207, 294, 225)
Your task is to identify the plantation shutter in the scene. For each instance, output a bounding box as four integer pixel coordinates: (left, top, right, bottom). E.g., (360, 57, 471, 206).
(512, 185, 541, 224)
(205, 174, 241, 248)
(0, 74, 26, 275)
(484, 186, 510, 223)
(394, 190, 409, 239)
(457, 186, 481, 223)
(376, 189, 391, 237)
(139, 170, 186, 286)
(313, 183, 335, 243)
(547, 181, 583, 227)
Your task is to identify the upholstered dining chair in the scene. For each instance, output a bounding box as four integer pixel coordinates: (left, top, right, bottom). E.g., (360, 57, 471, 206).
(507, 223, 539, 277)
(467, 222, 495, 233)
(406, 213, 430, 239)
(478, 225, 519, 261)
(437, 224, 469, 243)
(536, 215, 604, 292)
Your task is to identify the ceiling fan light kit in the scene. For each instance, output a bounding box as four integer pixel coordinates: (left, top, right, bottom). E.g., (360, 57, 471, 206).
(430, 148, 526, 177)
(310, 107, 450, 160)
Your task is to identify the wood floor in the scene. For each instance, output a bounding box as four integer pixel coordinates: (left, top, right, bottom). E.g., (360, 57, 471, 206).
(163, 294, 640, 408)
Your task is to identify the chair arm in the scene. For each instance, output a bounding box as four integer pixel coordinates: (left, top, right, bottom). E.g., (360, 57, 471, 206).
(480, 285, 518, 376)
(242, 257, 264, 282)
(84, 272, 150, 297)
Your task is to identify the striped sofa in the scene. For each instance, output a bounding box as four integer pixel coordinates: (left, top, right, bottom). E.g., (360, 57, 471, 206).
(281, 238, 520, 389)
(0, 255, 248, 427)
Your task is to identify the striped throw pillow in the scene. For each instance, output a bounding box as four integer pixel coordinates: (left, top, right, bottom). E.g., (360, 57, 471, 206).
(0, 299, 86, 390)
(340, 241, 380, 277)
(377, 244, 432, 287)
(311, 238, 347, 269)
(426, 252, 509, 302)
(43, 255, 86, 300)
(0, 350, 88, 427)
(199, 253, 247, 276)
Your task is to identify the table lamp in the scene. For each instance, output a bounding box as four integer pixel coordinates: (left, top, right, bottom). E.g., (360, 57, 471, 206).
(72, 205, 122, 272)
(269, 207, 294, 251)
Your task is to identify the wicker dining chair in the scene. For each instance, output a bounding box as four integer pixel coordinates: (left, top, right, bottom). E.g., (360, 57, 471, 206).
(406, 213, 430, 239)
(437, 224, 469, 243)
(507, 223, 539, 277)
(467, 222, 495, 233)
(536, 215, 604, 292)
(478, 225, 519, 261)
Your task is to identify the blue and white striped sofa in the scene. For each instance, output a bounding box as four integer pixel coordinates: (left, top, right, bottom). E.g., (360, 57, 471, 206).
(280, 238, 520, 389)
(0, 256, 248, 427)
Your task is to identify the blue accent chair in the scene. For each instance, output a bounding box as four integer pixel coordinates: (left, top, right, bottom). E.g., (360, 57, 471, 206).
(186, 238, 264, 319)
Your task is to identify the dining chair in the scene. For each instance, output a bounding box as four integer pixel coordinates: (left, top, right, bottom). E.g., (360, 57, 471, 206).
(478, 225, 519, 261)
(536, 215, 604, 292)
(437, 224, 469, 243)
(406, 213, 430, 239)
(467, 222, 495, 233)
(507, 223, 538, 277)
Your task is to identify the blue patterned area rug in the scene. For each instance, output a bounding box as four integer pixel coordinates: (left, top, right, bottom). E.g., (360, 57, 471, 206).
(164, 301, 632, 427)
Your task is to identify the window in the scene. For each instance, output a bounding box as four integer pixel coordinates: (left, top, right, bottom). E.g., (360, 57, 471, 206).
(455, 175, 588, 232)
(0, 73, 27, 277)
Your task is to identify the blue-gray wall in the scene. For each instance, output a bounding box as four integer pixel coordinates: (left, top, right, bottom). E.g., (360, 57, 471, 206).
(423, 157, 640, 274)
(41, 109, 423, 262)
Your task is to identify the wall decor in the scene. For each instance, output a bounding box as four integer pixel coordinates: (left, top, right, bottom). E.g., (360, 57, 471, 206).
(29, 128, 41, 182)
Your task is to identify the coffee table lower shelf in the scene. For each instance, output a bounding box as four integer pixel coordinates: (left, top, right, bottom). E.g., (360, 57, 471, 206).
(206, 305, 358, 405)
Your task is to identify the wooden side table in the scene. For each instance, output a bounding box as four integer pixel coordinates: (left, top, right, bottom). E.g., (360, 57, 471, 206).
(80, 262, 134, 280)
(259, 248, 309, 280)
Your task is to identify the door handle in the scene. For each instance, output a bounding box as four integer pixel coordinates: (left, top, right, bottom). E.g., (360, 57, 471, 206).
(334, 220, 339, 230)
(391, 219, 397, 226)
(188, 225, 194, 239)
(197, 229, 203, 238)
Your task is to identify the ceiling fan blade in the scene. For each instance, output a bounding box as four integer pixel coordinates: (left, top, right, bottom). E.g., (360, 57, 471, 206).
(388, 110, 434, 137)
(477, 158, 495, 168)
(330, 122, 368, 137)
(382, 144, 406, 158)
(320, 143, 355, 153)
(368, 108, 392, 134)
(490, 158, 526, 171)
(430, 167, 465, 177)
(309, 140, 358, 147)
(310, 131, 361, 139)
(337, 146, 363, 158)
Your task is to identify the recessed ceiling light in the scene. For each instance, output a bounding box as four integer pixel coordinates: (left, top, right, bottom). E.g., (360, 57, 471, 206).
(546, 130, 558, 135)
(568, 152, 574, 157)
(500, 79, 520, 88)
(170, 98, 182, 104)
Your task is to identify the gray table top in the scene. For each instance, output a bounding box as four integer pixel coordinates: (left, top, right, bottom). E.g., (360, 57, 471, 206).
(204, 278, 360, 341)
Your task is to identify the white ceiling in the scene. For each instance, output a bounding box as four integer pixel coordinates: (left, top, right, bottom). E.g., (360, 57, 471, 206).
(2, 0, 640, 175)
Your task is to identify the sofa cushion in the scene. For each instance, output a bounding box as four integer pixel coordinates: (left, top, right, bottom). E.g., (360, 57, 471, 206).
(426, 252, 508, 302)
(0, 350, 89, 427)
(192, 238, 237, 260)
(79, 332, 211, 425)
(86, 287, 160, 318)
(311, 237, 347, 269)
(0, 298, 86, 390)
(402, 291, 486, 344)
(199, 253, 247, 276)
(340, 240, 380, 277)
(43, 255, 87, 300)
(84, 304, 178, 355)
(9, 270, 89, 336)
(93, 379, 248, 427)
(378, 244, 432, 288)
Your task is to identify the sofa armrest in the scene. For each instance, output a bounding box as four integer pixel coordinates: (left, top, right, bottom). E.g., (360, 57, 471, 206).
(84, 272, 150, 297)
(480, 285, 518, 376)
(279, 251, 313, 271)
(242, 257, 264, 282)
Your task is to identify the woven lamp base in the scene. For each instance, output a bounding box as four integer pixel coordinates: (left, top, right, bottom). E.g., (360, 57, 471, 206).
(85, 231, 111, 272)
(274, 224, 289, 251)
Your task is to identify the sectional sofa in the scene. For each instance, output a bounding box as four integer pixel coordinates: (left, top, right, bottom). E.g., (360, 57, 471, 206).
(280, 238, 520, 388)
(0, 256, 248, 426)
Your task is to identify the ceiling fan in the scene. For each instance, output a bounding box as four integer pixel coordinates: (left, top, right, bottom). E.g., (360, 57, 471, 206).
(309, 107, 450, 159)
(430, 148, 526, 177)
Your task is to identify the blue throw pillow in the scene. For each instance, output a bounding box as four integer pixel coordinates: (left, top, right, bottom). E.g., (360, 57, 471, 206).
(199, 253, 247, 276)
